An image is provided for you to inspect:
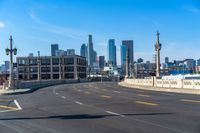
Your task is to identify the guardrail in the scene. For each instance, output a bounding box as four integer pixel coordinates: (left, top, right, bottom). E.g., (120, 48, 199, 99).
(124, 78, 200, 89)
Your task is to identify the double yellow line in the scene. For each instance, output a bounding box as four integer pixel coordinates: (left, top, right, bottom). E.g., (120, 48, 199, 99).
(0, 105, 19, 110)
(0, 99, 19, 111)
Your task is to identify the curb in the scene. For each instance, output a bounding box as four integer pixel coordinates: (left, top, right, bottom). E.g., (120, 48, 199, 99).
(118, 82, 200, 95)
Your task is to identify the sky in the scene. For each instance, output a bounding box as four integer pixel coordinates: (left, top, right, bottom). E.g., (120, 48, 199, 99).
(0, 0, 200, 65)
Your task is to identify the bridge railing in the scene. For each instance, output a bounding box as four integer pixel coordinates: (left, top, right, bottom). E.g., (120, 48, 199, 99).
(124, 78, 200, 89)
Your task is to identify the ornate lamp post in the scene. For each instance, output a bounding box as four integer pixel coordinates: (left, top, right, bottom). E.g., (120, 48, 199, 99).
(5, 35, 17, 89)
(155, 31, 162, 77)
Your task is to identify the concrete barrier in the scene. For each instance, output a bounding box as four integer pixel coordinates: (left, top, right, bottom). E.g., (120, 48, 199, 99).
(16, 79, 87, 90)
(124, 78, 200, 90)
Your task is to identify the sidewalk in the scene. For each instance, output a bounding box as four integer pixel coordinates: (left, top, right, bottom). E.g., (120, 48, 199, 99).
(0, 88, 31, 95)
(119, 82, 200, 95)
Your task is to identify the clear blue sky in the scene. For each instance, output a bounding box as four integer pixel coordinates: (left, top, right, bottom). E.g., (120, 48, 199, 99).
(0, 0, 200, 65)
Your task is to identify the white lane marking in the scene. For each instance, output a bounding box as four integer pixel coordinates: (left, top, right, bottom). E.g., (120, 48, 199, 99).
(114, 91, 121, 94)
(14, 100, 22, 110)
(105, 111, 124, 117)
(61, 96, 66, 99)
(78, 90, 82, 92)
(102, 89, 107, 91)
(162, 93, 175, 96)
(55, 93, 59, 95)
(75, 101, 83, 105)
(85, 92, 91, 94)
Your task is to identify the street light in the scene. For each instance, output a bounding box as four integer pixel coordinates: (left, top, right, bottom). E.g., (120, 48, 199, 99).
(5, 35, 17, 89)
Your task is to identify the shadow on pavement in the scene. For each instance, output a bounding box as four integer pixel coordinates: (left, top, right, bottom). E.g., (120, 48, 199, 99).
(0, 113, 174, 121)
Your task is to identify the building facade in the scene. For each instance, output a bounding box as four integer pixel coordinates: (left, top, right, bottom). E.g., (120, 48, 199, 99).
(80, 44, 87, 58)
(122, 40, 134, 64)
(16, 55, 87, 80)
(66, 49, 75, 55)
(87, 34, 94, 66)
(99, 56, 105, 69)
(51, 44, 59, 56)
(108, 39, 117, 66)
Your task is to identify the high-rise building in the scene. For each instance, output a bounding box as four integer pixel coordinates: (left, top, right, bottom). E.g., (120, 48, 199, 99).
(121, 45, 128, 75)
(80, 44, 87, 58)
(122, 40, 134, 64)
(55, 50, 67, 56)
(197, 59, 200, 66)
(165, 57, 169, 64)
(99, 56, 105, 69)
(121, 45, 128, 66)
(92, 50, 97, 63)
(108, 39, 117, 66)
(137, 58, 143, 63)
(67, 49, 75, 55)
(87, 35, 94, 66)
(51, 44, 59, 56)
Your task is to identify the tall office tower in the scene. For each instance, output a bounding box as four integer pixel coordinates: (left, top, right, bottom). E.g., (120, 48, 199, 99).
(122, 40, 134, 64)
(51, 44, 59, 56)
(108, 39, 117, 66)
(121, 45, 128, 66)
(80, 44, 87, 58)
(92, 50, 97, 63)
(67, 49, 75, 55)
(165, 57, 169, 64)
(121, 45, 128, 75)
(99, 56, 105, 69)
(87, 34, 94, 66)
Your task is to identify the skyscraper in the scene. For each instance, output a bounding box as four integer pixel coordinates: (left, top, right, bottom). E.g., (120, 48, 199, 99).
(67, 49, 75, 55)
(122, 40, 134, 64)
(99, 56, 105, 69)
(165, 57, 169, 64)
(92, 50, 97, 63)
(108, 39, 117, 66)
(51, 44, 59, 56)
(121, 45, 128, 66)
(80, 44, 87, 58)
(87, 34, 94, 66)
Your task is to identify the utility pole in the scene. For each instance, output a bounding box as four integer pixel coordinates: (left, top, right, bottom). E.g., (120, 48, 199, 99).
(37, 51, 41, 81)
(155, 31, 162, 77)
(5, 35, 17, 89)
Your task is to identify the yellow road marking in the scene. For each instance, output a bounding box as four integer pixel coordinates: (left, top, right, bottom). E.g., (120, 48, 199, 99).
(0, 105, 18, 110)
(101, 95, 112, 99)
(137, 94, 150, 97)
(135, 101, 159, 106)
(180, 99, 200, 103)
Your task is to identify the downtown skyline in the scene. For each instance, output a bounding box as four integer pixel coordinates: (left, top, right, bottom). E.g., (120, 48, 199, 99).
(1, 0, 200, 65)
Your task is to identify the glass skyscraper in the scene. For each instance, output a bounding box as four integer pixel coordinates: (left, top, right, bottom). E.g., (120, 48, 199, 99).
(122, 40, 134, 64)
(87, 35, 94, 66)
(121, 45, 127, 66)
(51, 44, 59, 56)
(108, 39, 116, 66)
(80, 44, 87, 58)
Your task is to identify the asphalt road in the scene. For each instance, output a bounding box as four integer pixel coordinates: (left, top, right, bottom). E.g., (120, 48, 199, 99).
(0, 82, 200, 133)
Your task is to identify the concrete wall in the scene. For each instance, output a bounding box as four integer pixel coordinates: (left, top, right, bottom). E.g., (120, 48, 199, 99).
(16, 79, 83, 89)
(124, 78, 200, 89)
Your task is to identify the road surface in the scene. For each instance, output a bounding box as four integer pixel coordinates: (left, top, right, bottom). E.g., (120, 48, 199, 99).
(0, 82, 200, 133)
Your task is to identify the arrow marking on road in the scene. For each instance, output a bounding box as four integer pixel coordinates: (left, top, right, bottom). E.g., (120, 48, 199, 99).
(75, 101, 83, 105)
(14, 100, 22, 110)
